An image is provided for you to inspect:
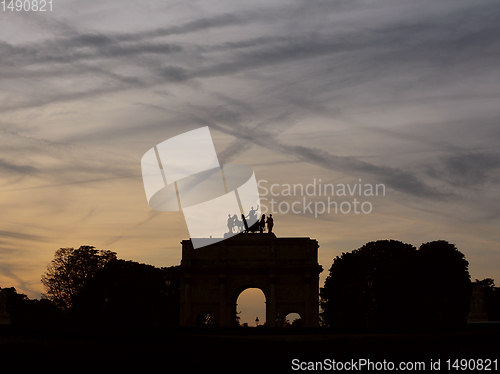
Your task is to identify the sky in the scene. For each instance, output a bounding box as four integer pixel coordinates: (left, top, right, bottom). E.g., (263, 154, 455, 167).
(1, 0, 500, 325)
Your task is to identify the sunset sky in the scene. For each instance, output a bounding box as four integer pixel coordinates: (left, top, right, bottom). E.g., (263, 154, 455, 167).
(1, 0, 500, 325)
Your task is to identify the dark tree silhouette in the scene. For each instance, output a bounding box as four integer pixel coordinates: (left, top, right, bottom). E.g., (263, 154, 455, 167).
(72, 260, 180, 326)
(3, 287, 63, 326)
(320, 240, 416, 329)
(411, 240, 471, 327)
(320, 239, 471, 330)
(475, 278, 500, 321)
(41, 245, 117, 310)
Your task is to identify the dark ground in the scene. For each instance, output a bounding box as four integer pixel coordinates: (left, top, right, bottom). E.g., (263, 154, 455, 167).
(1, 325, 498, 372)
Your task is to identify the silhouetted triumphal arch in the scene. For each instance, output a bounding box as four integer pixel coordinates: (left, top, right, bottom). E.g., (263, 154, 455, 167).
(179, 233, 322, 327)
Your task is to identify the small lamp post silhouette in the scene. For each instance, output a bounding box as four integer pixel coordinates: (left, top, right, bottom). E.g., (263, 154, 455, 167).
(164, 274, 172, 300)
(276, 312, 282, 327)
(255, 317, 259, 327)
(164, 273, 178, 326)
(367, 276, 373, 288)
(366, 276, 375, 328)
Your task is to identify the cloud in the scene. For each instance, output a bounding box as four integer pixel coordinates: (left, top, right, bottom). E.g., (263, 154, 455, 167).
(103, 210, 162, 246)
(1, 0, 499, 117)
(0, 158, 38, 176)
(157, 66, 190, 82)
(178, 113, 449, 199)
(0, 127, 139, 193)
(262, 137, 449, 199)
(0, 265, 28, 289)
(0, 11, 250, 66)
(0, 230, 48, 242)
(217, 138, 254, 164)
(428, 151, 500, 188)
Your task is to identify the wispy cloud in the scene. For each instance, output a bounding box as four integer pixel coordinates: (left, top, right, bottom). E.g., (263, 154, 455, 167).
(428, 151, 500, 188)
(2, 1, 499, 114)
(0, 158, 38, 176)
(0, 230, 48, 242)
(194, 117, 449, 199)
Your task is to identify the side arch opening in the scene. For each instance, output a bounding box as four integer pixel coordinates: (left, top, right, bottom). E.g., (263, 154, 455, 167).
(283, 312, 302, 327)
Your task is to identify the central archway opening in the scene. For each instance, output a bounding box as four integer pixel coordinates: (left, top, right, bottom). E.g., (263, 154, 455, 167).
(236, 288, 266, 327)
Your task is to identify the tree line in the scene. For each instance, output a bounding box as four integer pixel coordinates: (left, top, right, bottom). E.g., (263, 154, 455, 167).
(5, 245, 180, 326)
(320, 239, 500, 330)
(2, 240, 500, 328)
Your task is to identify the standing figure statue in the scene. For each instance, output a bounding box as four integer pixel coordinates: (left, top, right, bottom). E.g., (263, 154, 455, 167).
(266, 214, 274, 233)
(227, 214, 234, 233)
(248, 205, 259, 224)
(259, 214, 266, 233)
